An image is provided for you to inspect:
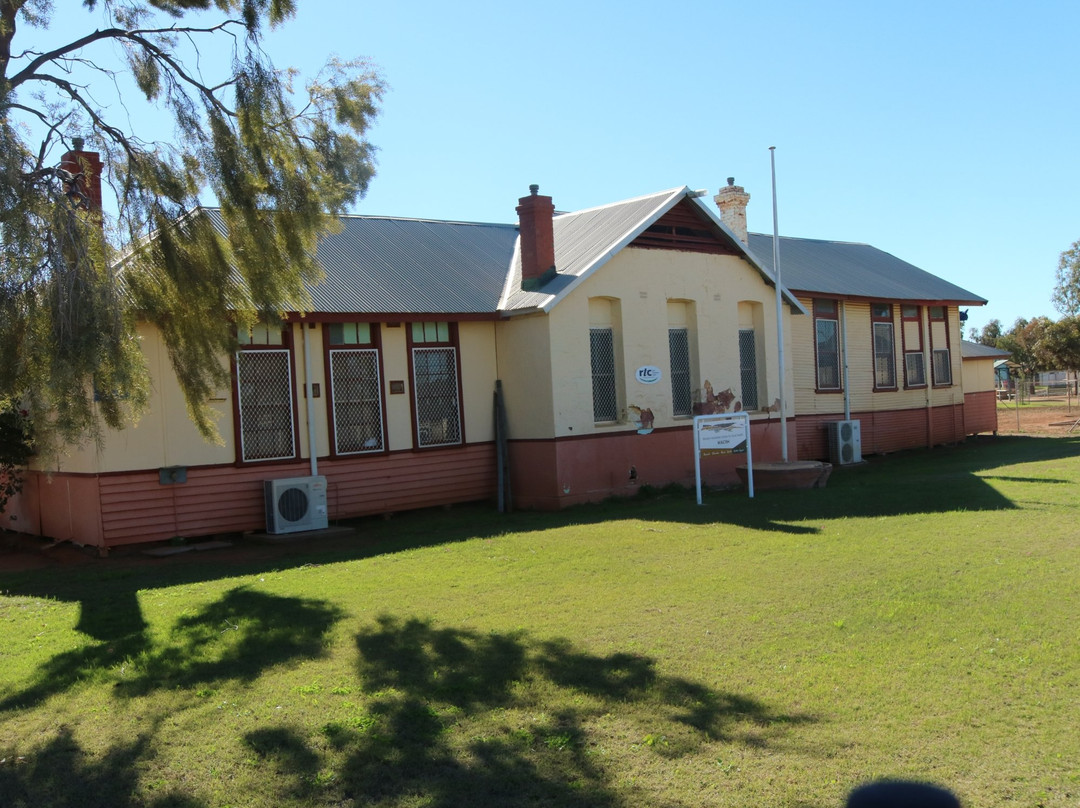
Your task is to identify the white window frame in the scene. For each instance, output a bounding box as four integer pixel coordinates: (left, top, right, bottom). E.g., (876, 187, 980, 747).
(929, 307, 953, 387)
(905, 352, 926, 387)
(932, 348, 953, 386)
(329, 347, 384, 455)
(873, 322, 897, 389)
(814, 301, 842, 391)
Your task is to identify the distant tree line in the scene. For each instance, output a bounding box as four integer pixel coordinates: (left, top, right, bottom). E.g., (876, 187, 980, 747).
(967, 241, 1080, 383)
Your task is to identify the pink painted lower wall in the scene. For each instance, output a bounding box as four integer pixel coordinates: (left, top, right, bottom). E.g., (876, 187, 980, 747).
(509, 417, 795, 510)
(964, 391, 999, 435)
(12, 443, 498, 548)
(10, 403, 977, 547)
(796, 404, 967, 461)
(5, 472, 106, 546)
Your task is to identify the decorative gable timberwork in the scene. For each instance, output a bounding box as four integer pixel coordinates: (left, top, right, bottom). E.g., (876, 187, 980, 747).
(631, 199, 742, 255)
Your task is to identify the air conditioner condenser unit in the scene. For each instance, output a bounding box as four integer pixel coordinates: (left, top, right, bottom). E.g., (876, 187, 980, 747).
(264, 475, 329, 534)
(826, 419, 862, 466)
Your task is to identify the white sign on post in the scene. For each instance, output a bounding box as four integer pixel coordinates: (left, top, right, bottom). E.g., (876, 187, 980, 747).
(694, 412, 753, 503)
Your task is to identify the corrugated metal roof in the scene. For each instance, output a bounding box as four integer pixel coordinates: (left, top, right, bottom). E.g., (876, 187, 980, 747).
(500, 188, 684, 312)
(195, 198, 984, 318)
(311, 216, 517, 313)
(499, 188, 806, 314)
(747, 233, 986, 305)
(960, 339, 1011, 359)
(202, 209, 517, 315)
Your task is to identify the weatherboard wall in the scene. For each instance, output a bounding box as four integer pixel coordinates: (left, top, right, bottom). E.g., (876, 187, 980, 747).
(12, 317, 501, 546)
(789, 299, 970, 457)
(791, 300, 965, 417)
(13, 443, 497, 547)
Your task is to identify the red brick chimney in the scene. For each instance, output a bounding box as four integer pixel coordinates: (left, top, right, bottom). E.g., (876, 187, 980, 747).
(516, 184, 557, 291)
(59, 137, 104, 213)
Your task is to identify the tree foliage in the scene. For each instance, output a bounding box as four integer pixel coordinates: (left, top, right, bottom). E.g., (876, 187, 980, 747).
(0, 0, 383, 460)
(0, 403, 32, 512)
(1052, 239, 1080, 316)
(997, 316, 1052, 379)
(1040, 316, 1080, 374)
(968, 318, 1003, 346)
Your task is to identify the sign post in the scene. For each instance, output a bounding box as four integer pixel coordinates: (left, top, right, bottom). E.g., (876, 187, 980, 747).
(694, 412, 753, 503)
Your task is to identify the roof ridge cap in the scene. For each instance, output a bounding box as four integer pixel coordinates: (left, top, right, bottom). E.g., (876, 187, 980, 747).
(558, 186, 688, 218)
(750, 231, 872, 247)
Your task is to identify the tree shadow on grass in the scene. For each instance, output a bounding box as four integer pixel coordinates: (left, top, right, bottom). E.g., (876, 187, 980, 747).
(653, 434, 1080, 535)
(247, 614, 815, 807)
(1, 587, 341, 710)
(3, 436, 1074, 714)
(0, 725, 206, 808)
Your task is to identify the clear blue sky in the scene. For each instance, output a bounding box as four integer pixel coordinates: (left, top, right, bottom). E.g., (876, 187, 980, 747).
(33, 1, 1080, 334)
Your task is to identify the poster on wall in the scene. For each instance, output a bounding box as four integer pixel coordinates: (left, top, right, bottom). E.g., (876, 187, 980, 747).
(694, 412, 753, 502)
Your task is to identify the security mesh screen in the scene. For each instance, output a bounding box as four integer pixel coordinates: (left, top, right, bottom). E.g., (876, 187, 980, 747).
(738, 329, 759, 411)
(236, 349, 295, 461)
(906, 352, 926, 386)
(873, 323, 896, 388)
(412, 347, 461, 446)
(932, 349, 952, 385)
(669, 328, 692, 417)
(330, 349, 384, 454)
(590, 327, 617, 422)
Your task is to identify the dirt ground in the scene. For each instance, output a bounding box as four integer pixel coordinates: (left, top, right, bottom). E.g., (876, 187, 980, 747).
(994, 400, 1080, 436)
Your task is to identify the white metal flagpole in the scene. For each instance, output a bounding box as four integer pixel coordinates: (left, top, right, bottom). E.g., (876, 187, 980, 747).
(770, 146, 788, 462)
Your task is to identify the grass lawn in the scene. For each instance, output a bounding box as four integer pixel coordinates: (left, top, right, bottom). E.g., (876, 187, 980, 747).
(1, 434, 1079, 807)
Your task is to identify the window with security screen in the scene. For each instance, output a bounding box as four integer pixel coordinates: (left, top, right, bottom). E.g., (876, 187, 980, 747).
(327, 323, 384, 454)
(329, 350, 383, 454)
(905, 352, 926, 387)
(814, 299, 841, 391)
(669, 327, 692, 417)
(738, 328, 759, 410)
(236, 347, 296, 462)
(591, 327, 618, 422)
(410, 322, 462, 448)
(736, 301, 763, 411)
(932, 348, 953, 386)
(871, 304, 896, 390)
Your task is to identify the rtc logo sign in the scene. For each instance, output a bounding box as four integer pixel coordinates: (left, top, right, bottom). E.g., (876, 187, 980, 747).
(635, 366, 662, 384)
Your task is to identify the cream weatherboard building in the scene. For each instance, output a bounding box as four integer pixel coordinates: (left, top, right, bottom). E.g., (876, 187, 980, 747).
(7, 170, 987, 549)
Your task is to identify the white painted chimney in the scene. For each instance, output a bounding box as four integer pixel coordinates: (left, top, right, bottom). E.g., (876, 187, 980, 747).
(714, 177, 751, 244)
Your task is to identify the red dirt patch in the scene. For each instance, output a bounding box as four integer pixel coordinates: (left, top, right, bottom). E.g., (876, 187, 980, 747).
(994, 402, 1080, 436)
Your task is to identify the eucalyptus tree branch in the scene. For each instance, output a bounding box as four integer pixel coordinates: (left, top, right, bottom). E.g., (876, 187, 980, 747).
(21, 72, 139, 161)
(119, 28, 239, 115)
(6, 20, 241, 90)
